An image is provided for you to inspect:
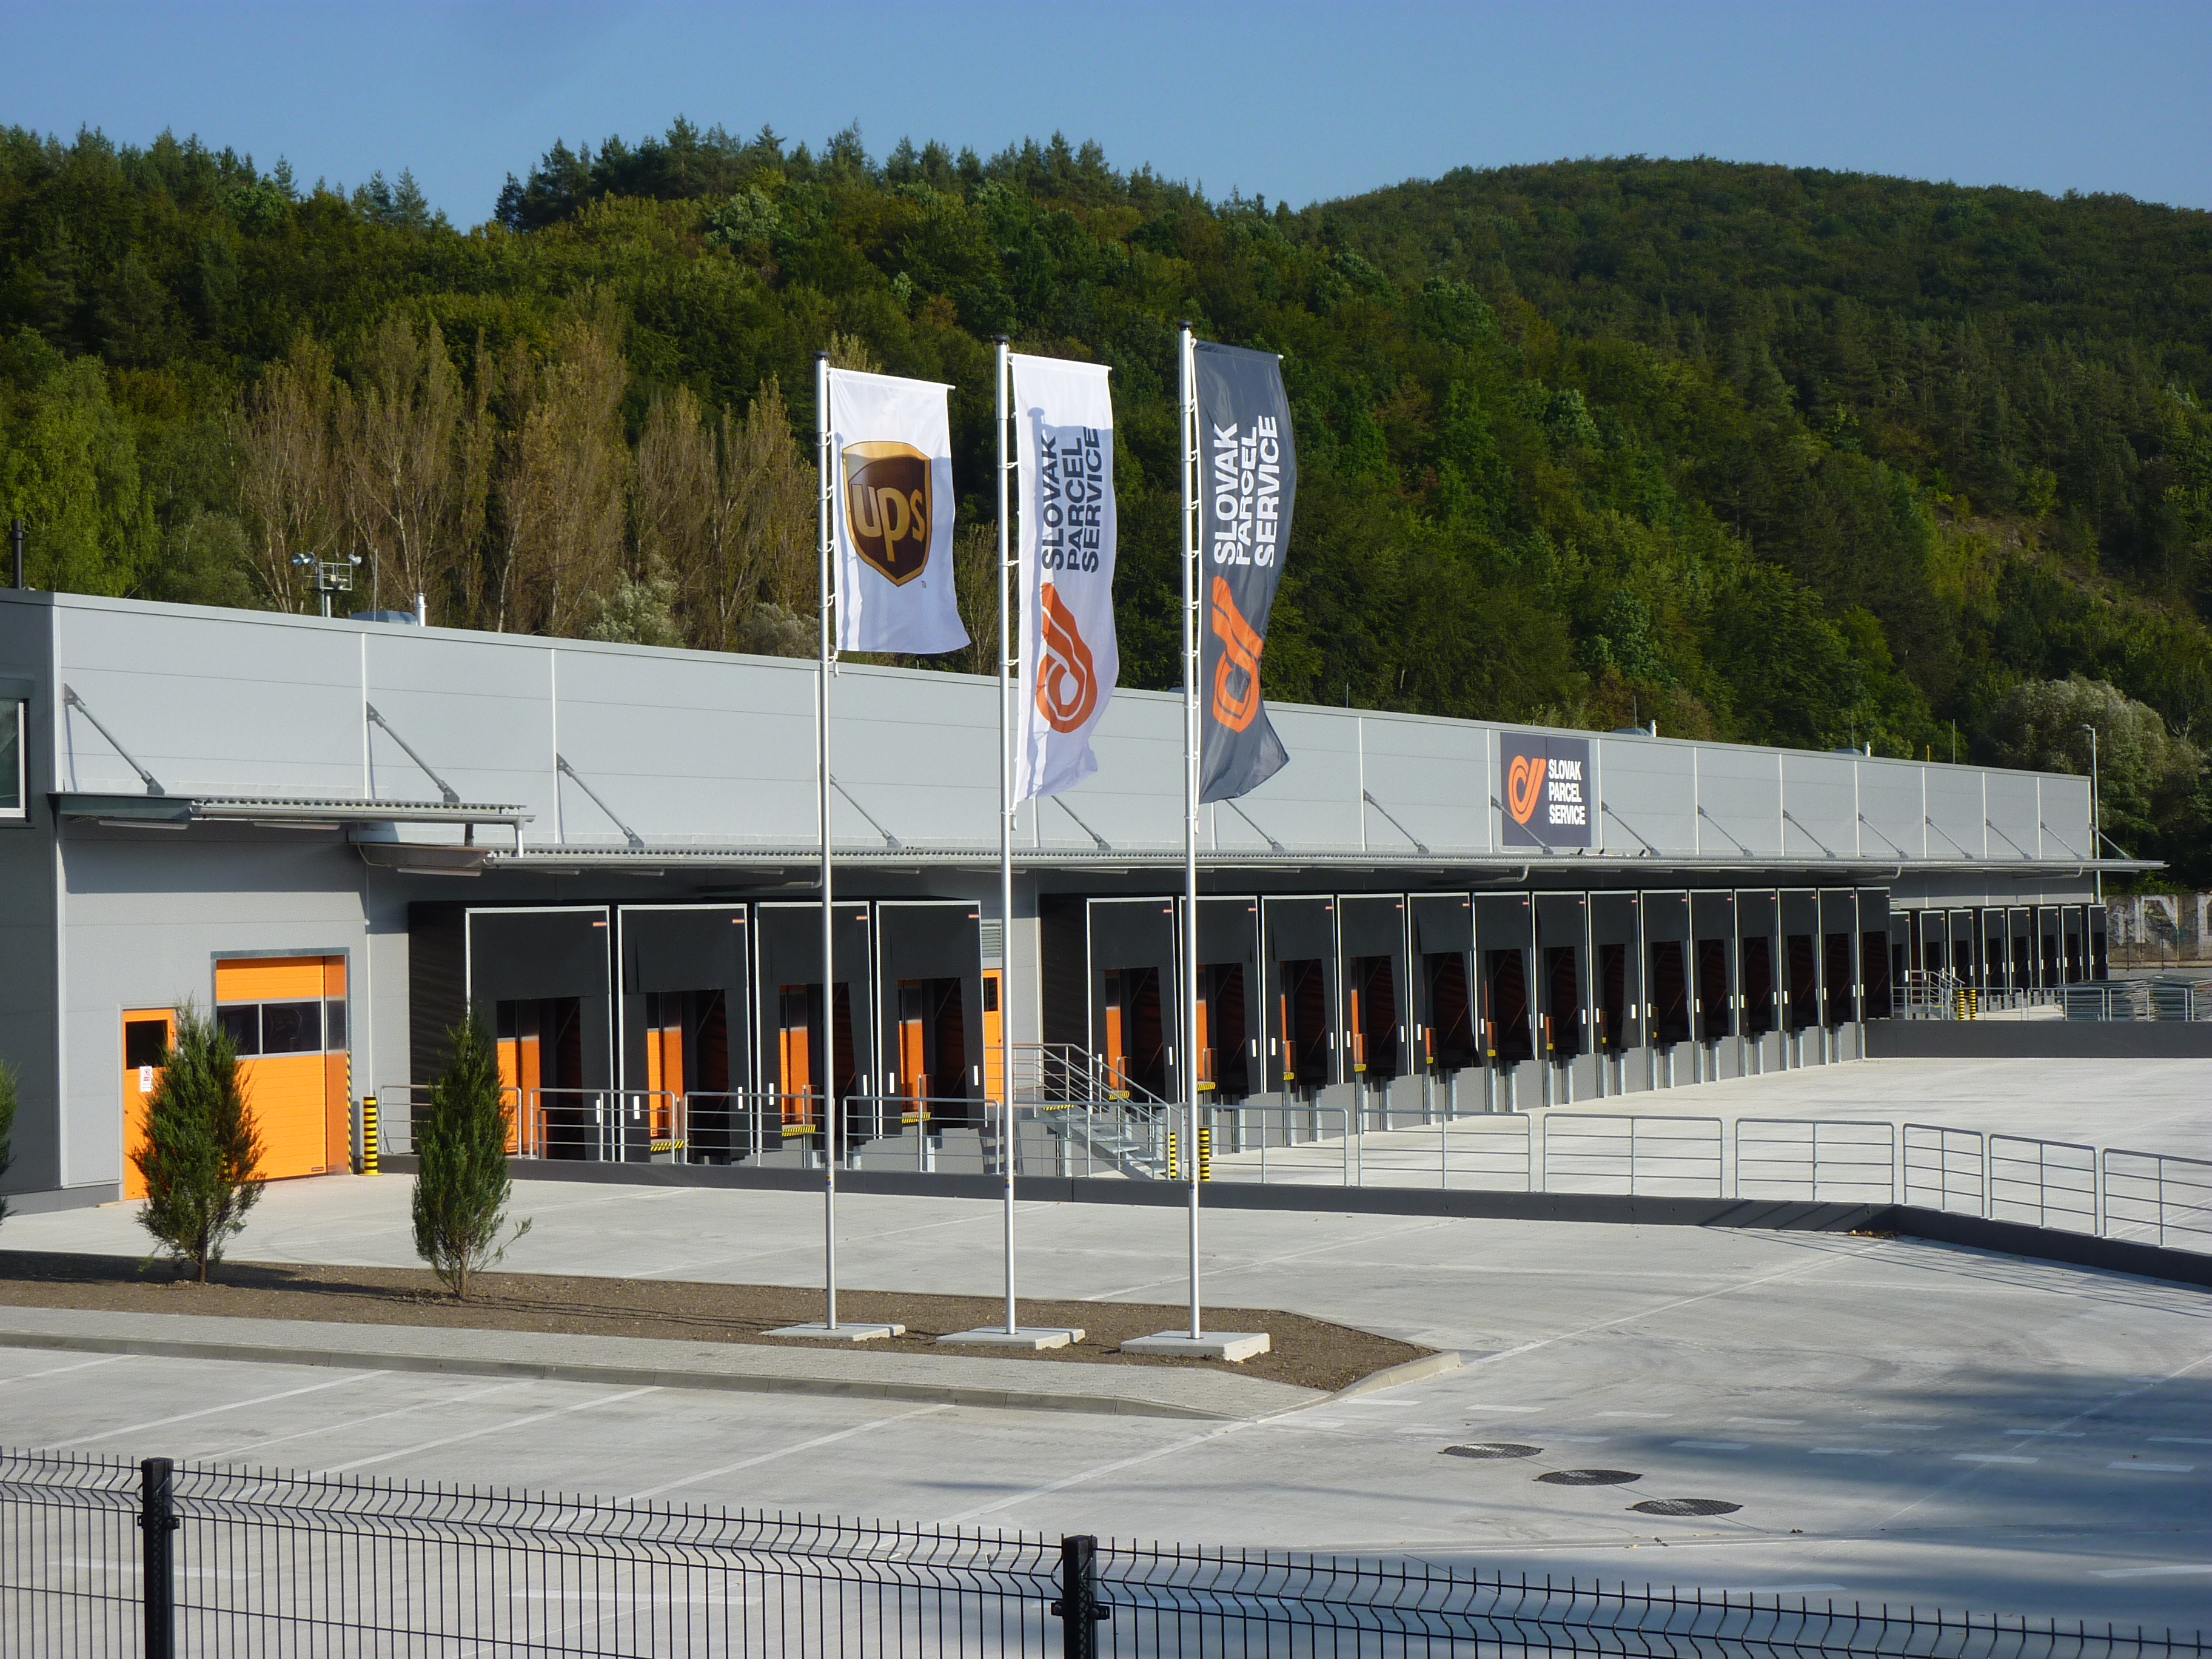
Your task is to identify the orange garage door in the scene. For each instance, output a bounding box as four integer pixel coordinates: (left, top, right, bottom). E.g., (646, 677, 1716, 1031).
(213, 956, 351, 1182)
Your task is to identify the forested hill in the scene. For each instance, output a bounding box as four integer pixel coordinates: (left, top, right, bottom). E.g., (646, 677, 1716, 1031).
(3, 125, 2211, 878)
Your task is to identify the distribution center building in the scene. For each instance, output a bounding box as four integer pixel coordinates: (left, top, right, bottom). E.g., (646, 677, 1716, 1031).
(0, 588, 2121, 1210)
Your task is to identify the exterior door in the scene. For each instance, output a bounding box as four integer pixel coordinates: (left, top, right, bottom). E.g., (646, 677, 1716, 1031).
(121, 1008, 177, 1201)
(213, 956, 350, 1182)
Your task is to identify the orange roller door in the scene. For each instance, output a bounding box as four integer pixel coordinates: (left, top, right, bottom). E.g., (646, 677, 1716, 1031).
(214, 956, 349, 1182)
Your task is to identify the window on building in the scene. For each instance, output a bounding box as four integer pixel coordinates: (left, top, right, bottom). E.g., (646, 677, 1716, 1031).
(216, 1004, 263, 1055)
(0, 699, 22, 818)
(259, 1000, 323, 1054)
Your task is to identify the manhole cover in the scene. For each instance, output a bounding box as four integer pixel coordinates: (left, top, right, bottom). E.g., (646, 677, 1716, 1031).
(1631, 1497, 1743, 1517)
(1537, 1469, 1642, 1486)
(1442, 1443, 1541, 1461)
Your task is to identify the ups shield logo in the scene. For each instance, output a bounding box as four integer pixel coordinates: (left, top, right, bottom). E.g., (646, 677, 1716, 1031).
(843, 442, 933, 585)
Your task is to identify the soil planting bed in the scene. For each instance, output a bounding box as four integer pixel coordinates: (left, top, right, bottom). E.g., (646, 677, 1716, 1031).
(0, 1251, 1421, 1395)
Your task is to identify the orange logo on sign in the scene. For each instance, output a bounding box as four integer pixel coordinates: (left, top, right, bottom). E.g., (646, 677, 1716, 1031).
(1209, 576, 1265, 732)
(1506, 753, 1548, 826)
(1036, 586, 1099, 732)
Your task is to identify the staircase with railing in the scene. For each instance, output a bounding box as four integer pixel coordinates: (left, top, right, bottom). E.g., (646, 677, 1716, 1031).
(1011, 1042, 1173, 1179)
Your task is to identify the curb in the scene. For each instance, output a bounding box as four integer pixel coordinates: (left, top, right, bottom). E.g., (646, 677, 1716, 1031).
(0, 1329, 1288, 1422)
(1321, 1347, 1464, 1403)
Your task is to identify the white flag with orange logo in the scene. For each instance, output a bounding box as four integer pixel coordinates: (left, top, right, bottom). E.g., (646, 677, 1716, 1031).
(1011, 354, 1118, 800)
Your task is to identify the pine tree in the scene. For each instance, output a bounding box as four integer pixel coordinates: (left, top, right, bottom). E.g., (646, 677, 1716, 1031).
(411, 1012, 529, 1300)
(0, 1056, 18, 1228)
(135, 1005, 263, 1281)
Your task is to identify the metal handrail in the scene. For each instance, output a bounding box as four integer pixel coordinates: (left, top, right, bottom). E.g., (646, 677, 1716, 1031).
(1541, 1111, 1724, 1198)
(1734, 1116, 1897, 1203)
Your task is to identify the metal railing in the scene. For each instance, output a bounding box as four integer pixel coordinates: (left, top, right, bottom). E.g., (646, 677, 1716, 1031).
(1734, 1118, 1897, 1204)
(1541, 1113, 1723, 1198)
(5, 1449, 2200, 1658)
(1904, 1122, 1988, 1215)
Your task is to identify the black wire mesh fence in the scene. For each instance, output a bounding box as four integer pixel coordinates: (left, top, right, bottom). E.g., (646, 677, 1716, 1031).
(2, 1447, 2205, 1658)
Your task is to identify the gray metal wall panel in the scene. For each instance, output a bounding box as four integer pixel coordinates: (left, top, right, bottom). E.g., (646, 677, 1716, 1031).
(1857, 761, 1924, 860)
(1780, 754, 1855, 860)
(1925, 768, 1985, 863)
(0, 595, 59, 1197)
(57, 604, 363, 799)
(1594, 737, 1696, 856)
(1984, 770, 2040, 863)
(1359, 715, 1493, 854)
(365, 632, 558, 834)
(2037, 774, 2094, 860)
(1239, 707, 1363, 850)
(1698, 748, 1784, 859)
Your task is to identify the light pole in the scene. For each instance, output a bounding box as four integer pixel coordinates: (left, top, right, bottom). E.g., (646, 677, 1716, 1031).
(2080, 722, 2103, 954)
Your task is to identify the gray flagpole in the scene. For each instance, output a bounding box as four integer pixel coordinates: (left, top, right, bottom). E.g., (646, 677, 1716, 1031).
(1179, 322, 1204, 1342)
(997, 336, 1019, 1335)
(817, 347, 839, 1334)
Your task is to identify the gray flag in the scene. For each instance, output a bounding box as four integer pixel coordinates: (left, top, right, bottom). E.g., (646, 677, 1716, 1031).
(1195, 342, 1298, 803)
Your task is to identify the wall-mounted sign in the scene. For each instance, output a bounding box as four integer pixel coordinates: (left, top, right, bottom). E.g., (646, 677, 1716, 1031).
(1501, 731, 1593, 849)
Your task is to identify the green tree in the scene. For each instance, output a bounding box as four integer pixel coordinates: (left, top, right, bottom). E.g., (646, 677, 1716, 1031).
(0, 1056, 18, 1228)
(1986, 675, 2205, 851)
(135, 1004, 263, 1281)
(411, 1012, 530, 1300)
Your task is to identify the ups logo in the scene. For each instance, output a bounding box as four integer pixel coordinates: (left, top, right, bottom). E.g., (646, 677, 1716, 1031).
(843, 441, 933, 585)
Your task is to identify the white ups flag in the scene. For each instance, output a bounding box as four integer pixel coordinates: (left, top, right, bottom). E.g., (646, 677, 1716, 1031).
(828, 367, 969, 655)
(1012, 354, 1118, 800)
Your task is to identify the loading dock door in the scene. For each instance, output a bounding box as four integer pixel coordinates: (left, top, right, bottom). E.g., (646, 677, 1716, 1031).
(1589, 893, 1642, 1061)
(1737, 890, 1780, 1055)
(1410, 895, 1477, 1072)
(1089, 899, 1178, 1101)
(1823, 892, 1860, 1027)
(1781, 890, 1820, 1032)
(213, 956, 351, 1182)
(2038, 907, 2062, 987)
(1263, 897, 1339, 1093)
(878, 902, 985, 1132)
(1691, 892, 1737, 1050)
(2063, 907, 2086, 983)
(2090, 907, 2109, 981)
(1948, 910, 1977, 988)
(120, 1008, 176, 1202)
(1533, 894, 1589, 1080)
(471, 907, 614, 1158)
(1339, 896, 1409, 1082)
(1188, 897, 1262, 1101)
(1861, 889, 1894, 1017)
(757, 902, 874, 1144)
(1473, 894, 1534, 1066)
(619, 906, 749, 1163)
(1644, 891, 1691, 1048)
(1983, 910, 2008, 993)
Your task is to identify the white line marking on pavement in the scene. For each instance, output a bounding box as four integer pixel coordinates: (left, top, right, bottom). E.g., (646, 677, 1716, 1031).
(1727, 1416, 1801, 1426)
(1596, 1411, 1672, 1419)
(2095, 1563, 2212, 1578)
(2110, 1461, 2194, 1472)
(0, 1355, 135, 1389)
(2151, 1436, 2212, 1446)
(199, 1381, 531, 1461)
(1672, 1440, 1750, 1450)
(320, 1386, 661, 1474)
(623, 1406, 953, 1501)
(1460, 1404, 1544, 1413)
(938, 1423, 1250, 1526)
(1811, 1447, 1894, 1456)
(2005, 1429, 2083, 1436)
(1954, 1453, 2037, 1464)
(50, 1372, 381, 1448)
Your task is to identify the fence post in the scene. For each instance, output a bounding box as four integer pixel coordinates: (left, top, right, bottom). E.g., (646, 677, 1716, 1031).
(139, 1456, 178, 1659)
(1053, 1534, 1107, 1659)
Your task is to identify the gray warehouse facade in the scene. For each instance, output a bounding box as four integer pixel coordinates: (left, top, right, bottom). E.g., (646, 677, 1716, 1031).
(0, 588, 2123, 1208)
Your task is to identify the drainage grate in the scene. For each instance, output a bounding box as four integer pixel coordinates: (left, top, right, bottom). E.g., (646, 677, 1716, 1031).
(1537, 1468, 1642, 1486)
(1442, 1443, 1541, 1461)
(1631, 1496, 1742, 1517)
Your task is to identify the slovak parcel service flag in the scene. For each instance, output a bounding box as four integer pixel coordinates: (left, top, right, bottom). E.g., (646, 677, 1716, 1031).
(1013, 354, 1119, 799)
(828, 367, 970, 655)
(1195, 341, 1298, 802)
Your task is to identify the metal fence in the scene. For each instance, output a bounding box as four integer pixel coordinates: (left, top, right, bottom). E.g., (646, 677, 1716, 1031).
(4, 1450, 2202, 1658)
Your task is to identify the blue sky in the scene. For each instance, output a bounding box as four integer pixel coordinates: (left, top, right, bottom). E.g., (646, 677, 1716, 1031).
(8, 1, 2210, 219)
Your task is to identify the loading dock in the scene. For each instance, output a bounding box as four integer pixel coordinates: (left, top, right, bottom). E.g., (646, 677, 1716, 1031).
(756, 902, 874, 1162)
(1339, 894, 1410, 1122)
(877, 900, 987, 1145)
(1643, 890, 1691, 1086)
(1473, 893, 1534, 1108)
(1088, 898, 1178, 1103)
(1533, 893, 1590, 1104)
(618, 905, 749, 1163)
(1690, 891, 1738, 1083)
(1822, 890, 1862, 1059)
(1780, 888, 1821, 1065)
(1190, 896, 1262, 1107)
(1265, 896, 1341, 1115)
(1409, 894, 1477, 1111)
(1589, 892, 1643, 1095)
(1738, 890, 1781, 1074)
(468, 907, 614, 1160)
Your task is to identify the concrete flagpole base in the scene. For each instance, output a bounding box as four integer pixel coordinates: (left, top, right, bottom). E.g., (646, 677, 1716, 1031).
(936, 1327, 1085, 1350)
(1121, 1332, 1270, 1362)
(765, 1322, 904, 1344)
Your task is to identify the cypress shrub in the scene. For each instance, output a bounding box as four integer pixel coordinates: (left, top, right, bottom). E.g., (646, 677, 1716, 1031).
(412, 1011, 529, 1299)
(0, 1056, 17, 1228)
(136, 1005, 263, 1281)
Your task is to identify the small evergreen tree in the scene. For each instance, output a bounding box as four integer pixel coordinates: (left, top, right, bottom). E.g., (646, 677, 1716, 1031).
(412, 1012, 529, 1300)
(0, 1056, 18, 1228)
(135, 1005, 263, 1281)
